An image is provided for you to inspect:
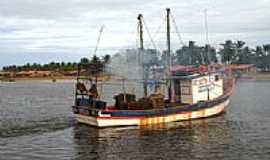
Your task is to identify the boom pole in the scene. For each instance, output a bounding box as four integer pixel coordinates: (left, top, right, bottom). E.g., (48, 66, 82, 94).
(94, 25, 104, 55)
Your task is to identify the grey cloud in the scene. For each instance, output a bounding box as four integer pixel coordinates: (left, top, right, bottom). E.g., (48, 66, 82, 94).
(0, 0, 146, 20)
(0, 0, 270, 67)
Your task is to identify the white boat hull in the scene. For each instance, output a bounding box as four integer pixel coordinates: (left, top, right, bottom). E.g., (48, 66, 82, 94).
(74, 99, 230, 127)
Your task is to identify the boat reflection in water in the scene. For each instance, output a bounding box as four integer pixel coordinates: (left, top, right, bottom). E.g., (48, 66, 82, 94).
(72, 114, 234, 160)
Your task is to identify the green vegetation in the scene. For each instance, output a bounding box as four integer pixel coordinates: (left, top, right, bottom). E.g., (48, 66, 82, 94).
(2, 54, 111, 72)
(2, 40, 270, 72)
(175, 40, 270, 71)
(175, 41, 217, 65)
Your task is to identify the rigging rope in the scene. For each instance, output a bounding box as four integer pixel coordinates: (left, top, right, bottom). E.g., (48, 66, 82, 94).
(136, 21, 140, 49)
(170, 14, 185, 46)
(142, 19, 157, 50)
(152, 17, 167, 53)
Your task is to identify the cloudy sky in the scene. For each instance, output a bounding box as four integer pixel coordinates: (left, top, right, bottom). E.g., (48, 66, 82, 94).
(0, 0, 270, 67)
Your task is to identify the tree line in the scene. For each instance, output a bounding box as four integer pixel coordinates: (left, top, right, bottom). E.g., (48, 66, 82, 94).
(2, 40, 270, 72)
(174, 40, 270, 71)
(2, 54, 111, 72)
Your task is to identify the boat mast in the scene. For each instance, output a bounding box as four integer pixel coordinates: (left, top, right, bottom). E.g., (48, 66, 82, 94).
(137, 14, 148, 97)
(166, 8, 172, 101)
(166, 8, 171, 70)
(138, 14, 144, 51)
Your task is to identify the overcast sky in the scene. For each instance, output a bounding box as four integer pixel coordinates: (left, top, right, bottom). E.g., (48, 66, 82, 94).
(0, 0, 270, 67)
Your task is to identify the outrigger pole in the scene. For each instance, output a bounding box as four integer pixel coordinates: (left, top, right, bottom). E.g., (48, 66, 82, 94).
(137, 14, 148, 97)
(166, 8, 172, 101)
(94, 25, 105, 55)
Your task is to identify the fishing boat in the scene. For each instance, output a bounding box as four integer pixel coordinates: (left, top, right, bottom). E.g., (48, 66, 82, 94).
(72, 8, 235, 127)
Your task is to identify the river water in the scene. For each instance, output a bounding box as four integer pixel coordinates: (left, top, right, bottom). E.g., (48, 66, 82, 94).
(0, 80, 270, 160)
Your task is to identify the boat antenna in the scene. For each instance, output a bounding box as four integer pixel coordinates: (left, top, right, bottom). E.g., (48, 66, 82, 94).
(204, 9, 212, 99)
(204, 9, 211, 64)
(94, 25, 105, 55)
(166, 8, 172, 101)
(137, 14, 148, 97)
(204, 9, 209, 45)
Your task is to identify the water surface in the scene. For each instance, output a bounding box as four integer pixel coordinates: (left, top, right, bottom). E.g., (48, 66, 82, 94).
(0, 80, 270, 160)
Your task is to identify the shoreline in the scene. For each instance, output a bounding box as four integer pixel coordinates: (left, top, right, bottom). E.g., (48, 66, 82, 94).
(1, 72, 270, 81)
(0, 76, 75, 81)
(236, 72, 270, 81)
(0, 75, 111, 82)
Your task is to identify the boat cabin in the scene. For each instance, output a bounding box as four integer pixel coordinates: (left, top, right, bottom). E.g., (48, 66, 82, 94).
(74, 63, 224, 112)
(170, 65, 223, 105)
(172, 73, 223, 104)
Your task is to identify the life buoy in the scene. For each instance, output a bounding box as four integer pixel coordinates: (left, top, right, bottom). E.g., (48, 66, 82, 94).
(199, 65, 206, 75)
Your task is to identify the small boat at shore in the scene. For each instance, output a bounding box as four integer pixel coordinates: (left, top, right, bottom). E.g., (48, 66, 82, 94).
(71, 8, 235, 127)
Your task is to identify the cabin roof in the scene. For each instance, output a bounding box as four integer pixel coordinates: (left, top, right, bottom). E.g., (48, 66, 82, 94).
(170, 65, 209, 76)
(228, 64, 254, 69)
(170, 64, 222, 79)
(170, 65, 196, 73)
(169, 73, 201, 80)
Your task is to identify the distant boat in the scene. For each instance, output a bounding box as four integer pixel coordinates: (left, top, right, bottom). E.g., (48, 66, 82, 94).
(71, 8, 235, 127)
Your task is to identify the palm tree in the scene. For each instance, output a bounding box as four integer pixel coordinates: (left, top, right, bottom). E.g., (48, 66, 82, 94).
(79, 57, 90, 65)
(103, 54, 111, 64)
(219, 40, 236, 64)
(263, 44, 270, 56)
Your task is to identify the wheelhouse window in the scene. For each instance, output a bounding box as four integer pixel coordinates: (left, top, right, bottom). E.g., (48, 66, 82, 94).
(181, 87, 191, 95)
(215, 75, 219, 81)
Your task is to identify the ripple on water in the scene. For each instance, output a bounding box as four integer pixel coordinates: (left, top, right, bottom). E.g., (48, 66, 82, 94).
(0, 80, 270, 160)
